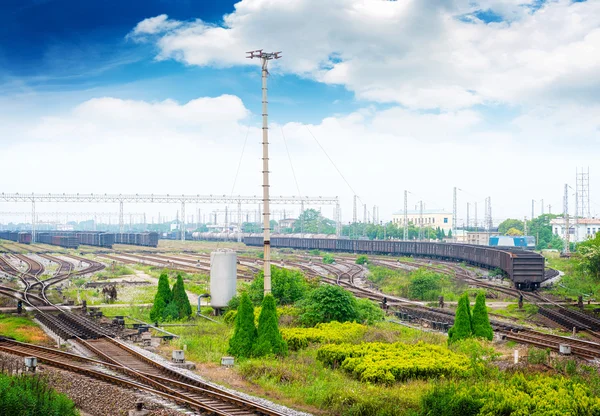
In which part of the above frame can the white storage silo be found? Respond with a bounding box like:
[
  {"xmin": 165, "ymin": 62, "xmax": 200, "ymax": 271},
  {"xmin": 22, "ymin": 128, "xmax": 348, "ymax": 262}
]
[{"xmin": 210, "ymin": 250, "xmax": 237, "ymax": 309}]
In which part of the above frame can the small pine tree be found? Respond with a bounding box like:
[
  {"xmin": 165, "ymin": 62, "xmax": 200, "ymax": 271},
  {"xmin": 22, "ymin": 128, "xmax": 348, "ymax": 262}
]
[
  {"xmin": 228, "ymin": 293, "xmax": 257, "ymax": 358},
  {"xmin": 472, "ymin": 292, "xmax": 493, "ymax": 341},
  {"xmin": 448, "ymin": 293, "xmax": 472, "ymax": 343},
  {"xmin": 150, "ymin": 273, "xmax": 172, "ymax": 322},
  {"xmin": 172, "ymin": 274, "xmax": 193, "ymax": 319},
  {"xmin": 253, "ymin": 294, "xmax": 288, "ymax": 357}
]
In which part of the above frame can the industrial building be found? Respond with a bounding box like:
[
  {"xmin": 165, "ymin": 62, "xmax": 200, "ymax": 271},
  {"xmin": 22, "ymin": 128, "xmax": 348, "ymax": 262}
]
[
  {"xmin": 392, "ymin": 210, "xmax": 453, "ymax": 233},
  {"xmin": 450, "ymin": 230, "xmax": 495, "ymax": 245},
  {"xmin": 551, "ymin": 218, "xmax": 600, "ymax": 243}
]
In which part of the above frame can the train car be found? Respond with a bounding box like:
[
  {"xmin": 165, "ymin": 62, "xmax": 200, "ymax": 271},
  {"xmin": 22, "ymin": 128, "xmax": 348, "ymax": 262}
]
[
  {"xmin": 18, "ymin": 232, "xmax": 32, "ymax": 244},
  {"xmin": 243, "ymin": 236, "xmax": 545, "ymax": 290},
  {"xmin": 489, "ymin": 235, "xmax": 536, "ymax": 249}
]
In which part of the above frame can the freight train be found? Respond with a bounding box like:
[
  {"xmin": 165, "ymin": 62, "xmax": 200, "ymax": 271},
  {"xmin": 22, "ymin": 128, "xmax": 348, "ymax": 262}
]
[
  {"xmin": 0, "ymin": 231, "xmax": 32, "ymax": 244},
  {"xmin": 0, "ymin": 231, "xmax": 159, "ymax": 249},
  {"xmin": 243, "ymin": 236, "xmax": 546, "ymax": 290}
]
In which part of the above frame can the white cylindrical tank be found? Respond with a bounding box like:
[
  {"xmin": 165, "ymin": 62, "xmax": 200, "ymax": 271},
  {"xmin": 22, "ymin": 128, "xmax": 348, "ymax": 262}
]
[{"xmin": 210, "ymin": 250, "xmax": 237, "ymax": 308}]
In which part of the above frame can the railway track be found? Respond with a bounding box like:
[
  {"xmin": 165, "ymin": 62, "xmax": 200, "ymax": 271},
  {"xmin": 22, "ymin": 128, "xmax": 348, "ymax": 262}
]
[{"xmin": 0, "ymin": 336, "xmax": 287, "ymax": 416}]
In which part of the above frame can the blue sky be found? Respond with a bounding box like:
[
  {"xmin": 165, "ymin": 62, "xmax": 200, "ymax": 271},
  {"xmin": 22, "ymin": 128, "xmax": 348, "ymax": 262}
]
[{"xmin": 1, "ymin": 0, "xmax": 599, "ymax": 223}]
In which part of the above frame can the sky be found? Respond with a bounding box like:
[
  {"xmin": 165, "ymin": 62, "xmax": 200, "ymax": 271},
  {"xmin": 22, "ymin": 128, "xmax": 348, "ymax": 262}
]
[{"xmin": 1, "ymin": 0, "xmax": 600, "ymax": 227}]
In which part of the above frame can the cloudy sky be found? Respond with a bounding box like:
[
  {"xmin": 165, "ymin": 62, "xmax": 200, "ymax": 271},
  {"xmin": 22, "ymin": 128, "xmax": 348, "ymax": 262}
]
[{"xmin": 1, "ymin": 0, "xmax": 599, "ymax": 226}]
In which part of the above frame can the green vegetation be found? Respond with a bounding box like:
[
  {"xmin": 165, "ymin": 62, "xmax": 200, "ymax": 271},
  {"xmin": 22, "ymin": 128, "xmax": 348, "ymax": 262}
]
[
  {"xmin": 577, "ymin": 233, "xmax": 600, "ymax": 278},
  {"xmin": 228, "ymin": 293, "xmax": 258, "ymax": 358},
  {"xmin": 420, "ymin": 373, "xmax": 600, "ymax": 416},
  {"xmin": 292, "ymin": 209, "xmax": 337, "ymax": 234},
  {"xmin": 355, "ymin": 255, "xmax": 369, "ymax": 265},
  {"xmin": 368, "ymin": 265, "xmax": 467, "ymax": 301},
  {"xmin": 0, "ymin": 314, "xmax": 49, "ymax": 344},
  {"xmin": 150, "ymin": 272, "xmax": 193, "ymax": 322},
  {"xmin": 448, "ymin": 293, "xmax": 473, "ymax": 343},
  {"xmin": 322, "ymin": 253, "xmax": 335, "ymax": 264},
  {"xmin": 498, "ymin": 215, "xmax": 564, "ymax": 249},
  {"xmin": 298, "ymin": 285, "xmax": 358, "ymax": 326},
  {"xmin": 471, "ymin": 293, "xmax": 493, "ymax": 341},
  {"xmin": 94, "ymin": 264, "xmax": 134, "ymax": 279},
  {"xmin": 253, "ymin": 294, "xmax": 288, "ymax": 357},
  {"xmin": 0, "ymin": 373, "xmax": 79, "ymax": 416},
  {"xmin": 244, "ymin": 266, "xmax": 311, "ymax": 305},
  {"xmin": 282, "ymin": 322, "xmax": 368, "ymax": 350},
  {"xmin": 172, "ymin": 274, "xmax": 193, "ymax": 319},
  {"xmin": 317, "ymin": 342, "xmax": 471, "ymax": 384}
]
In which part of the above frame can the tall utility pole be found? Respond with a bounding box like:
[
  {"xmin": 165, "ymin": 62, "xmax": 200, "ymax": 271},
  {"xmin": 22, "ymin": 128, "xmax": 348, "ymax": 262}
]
[
  {"xmin": 531, "ymin": 199, "xmax": 535, "ymax": 220},
  {"xmin": 466, "ymin": 202, "xmax": 470, "ymax": 230},
  {"xmin": 247, "ymin": 49, "xmax": 282, "ymax": 294},
  {"xmin": 363, "ymin": 204, "xmax": 367, "ymax": 224},
  {"xmin": 577, "ymin": 167, "xmax": 591, "ymax": 218},
  {"xmin": 403, "ymin": 190, "xmax": 408, "ymax": 240},
  {"xmin": 540, "ymin": 199, "xmax": 544, "ymax": 215},
  {"xmin": 452, "ymin": 187, "xmax": 457, "ymax": 242},
  {"xmin": 524, "ymin": 216, "xmax": 528, "ymax": 236},
  {"xmin": 474, "ymin": 202, "xmax": 478, "ymax": 231},
  {"xmin": 353, "ymin": 195, "xmax": 357, "ymax": 224},
  {"xmin": 563, "ymin": 183, "xmax": 570, "ymax": 255},
  {"xmin": 419, "ymin": 201, "xmax": 424, "ymax": 240}
]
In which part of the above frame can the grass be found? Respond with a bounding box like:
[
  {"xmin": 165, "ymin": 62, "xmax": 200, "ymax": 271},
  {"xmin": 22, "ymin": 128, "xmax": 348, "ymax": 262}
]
[
  {"xmin": 93, "ymin": 265, "xmax": 135, "ymax": 279},
  {"xmin": 491, "ymin": 303, "xmax": 539, "ymax": 321},
  {"xmin": 0, "ymin": 314, "xmax": 51, "ymax": 344},
  {"xmin": 543, "ymin": 252, "xmax": 600, "ymax": 299},
  {"xmin": 63, "ymin": 285, "xmax": 156, "ymax": 306}
]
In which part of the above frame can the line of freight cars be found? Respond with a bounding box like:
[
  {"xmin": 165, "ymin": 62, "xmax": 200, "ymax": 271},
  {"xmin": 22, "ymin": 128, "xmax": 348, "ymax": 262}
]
[
  {"xmin": 0, "ymin": 231, "xmax": 159, "ymax": 249},
  {"xmin": 0, "ymin": 231, "xmax": 32, "ymax": 244},
  {"xmin": 243, "ymin": 236, "xmax": 546, "ymax": 290}
]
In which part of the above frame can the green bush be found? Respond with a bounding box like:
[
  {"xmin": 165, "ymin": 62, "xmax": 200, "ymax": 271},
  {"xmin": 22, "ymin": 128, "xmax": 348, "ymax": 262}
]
[
  {"xmin": 161, "ymin": 302, "xmax": 180, "ymax": 321},
  {"xmin": 317, "ymin": 342, "xmax": 471, "ymax": 384},
  {"xmin": 323, "ymin": 254, "xmax": 335, "ymax": 264},
  {"xmin": 172, "ymin": 274, "xmax": 192, "ymax": 319},
  {"xmin": 471, "ymin": 292, "xmax": 493, "ymax": 341},
  {"xmin": 253, "ymin": 294, "xmax": 288, "ymax": 357},
  {"xmin": 419, "ymin": 373, "xmax": 600, "ymax": 416},
  {"xmin": 228, "ymin": 293, "xmax": 257, "ymax": 358},
  {"xmin": 247, "ymin": 266, "xmax": 310, "ymax": 305},
  {"xmin": 448, "ymin": 293, "xmax": 472, "ymax": 343},
  {"xmin": 0, "ymin": 373, "xmax": 79, "ymax": 416},
  {"xmin": 355, "ymin": 255, "xmax": 369, "ymax": 265},
  {"xmin": 299, "ymin": 285, "xmax": 358, "ymax": 326},
  {"xmin": 150, "ymin": 272, "xmax": 172, "ymax": 322},
  {"xmin": 355, "ymin": 298, "xmax": 385, "ymax": 324},
  {"xmin": 282, "ymin": 322, "xmax": 367, "ymax": 350},
  {"xmin": 528, "ymin": 347, "xmax": 550, "ymax": 365},
  {"xmin": 407, "ymin": 269, "xmax": 443, "ymax": 300},
  {"xmin": 309, "ymin": 249, "xmax": 321, "ymax": 256}
]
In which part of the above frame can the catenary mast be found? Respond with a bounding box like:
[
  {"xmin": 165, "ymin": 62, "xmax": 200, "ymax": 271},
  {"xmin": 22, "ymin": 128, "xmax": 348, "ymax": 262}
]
[{"xmin": 247, "ymin": 49, "xmax": 282, "ymax": 294}]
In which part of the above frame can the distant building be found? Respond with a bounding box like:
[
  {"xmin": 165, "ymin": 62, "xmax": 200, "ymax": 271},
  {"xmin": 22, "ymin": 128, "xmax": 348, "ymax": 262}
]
[
  {"xmin": 467, "ymin": 232, "xmax": 495, "ymax": 246},
  {"xmin": 279, "ymin": 218, "xmax": 296, "ymax": 229},
  {"xmin": 550, "ymin": 218, "xmax": 600, "ymax": 243},
  {"xmin": 392, "ymin": 210, "xmax": 453, "ymax": 233}
]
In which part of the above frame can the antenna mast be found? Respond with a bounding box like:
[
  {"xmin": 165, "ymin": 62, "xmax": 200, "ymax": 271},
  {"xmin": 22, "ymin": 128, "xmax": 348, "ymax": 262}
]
[{"xmin": 247, "ymin": 49, "xmax": 282, "ymax": 295}]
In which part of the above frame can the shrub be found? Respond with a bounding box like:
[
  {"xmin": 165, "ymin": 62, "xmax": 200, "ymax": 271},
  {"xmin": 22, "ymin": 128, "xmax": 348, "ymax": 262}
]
[
  {"xmin": 281, "ymin": 322, "xmax": 367, "ymax": 350},
  {"xmin": 355, "ymin": 255, "xmax": 369, "ymax": 265},
  {"xmin": 172, "ymin": 274, "xmax": 193, "ymax": 319},
  {"xmin": 246, "ymin": 266, "xmax": 310, "ymax": 305},
  {"xmin": 0, "ymin": 373, "xmax": 79, "ymax": 416},
  {"xmin": 309, "ymin": 249, "xmax": 321, "ymax": 256},
  {"xmin": 228, "ymin": 293, "xmax": 257, "ymax": 358},
  {"xmin": 322, "ymin": 254, "xmax": 335, "ymax": 264},
  {"xmin": 471, "ymin": 292, "xmax": 493, "ymax": 341},
  {"xmin": 527, "ymin": 347, "xmax": 550, "ymax": 365},
  {"xmin": 299, "ymin": 285, "xmax": 358, "ymax": 326},
  {"xmin": 355, "ymin": 298, "xmax": 385, "ymax": 324},
  {"xmin": 149, "ymin": 273, "xmax": 172, "ymax": 322},
  {"xmin": 317, "ymin": 342, "xmax": 471, "ymax": 384},
  {"xmin": 253, "ymin": 294, "xmax": 288, "ymax": 357},
  {"xmin": 408, "ymin": 269, "xmax": 443, "ymax": 300},
  {"xmin": 419, "ymin": 374, "xmax": 600, "ymax": 416},
  {"xmin": 448, "ymin": 293, "xmax": 472, "ymax": 344},
  {"xmin": 162, "ymin": 302, "xmax": 180, "ymax": 321}
]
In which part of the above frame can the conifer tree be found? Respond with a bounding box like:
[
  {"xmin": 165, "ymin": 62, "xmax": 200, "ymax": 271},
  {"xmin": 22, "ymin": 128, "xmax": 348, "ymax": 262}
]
[
  {"xmin": 253, "ymin": 294, "xmax": 288, "ymax": 357},
  {"xmin": 228, "ymin": 293, "xmax": 257, "ymax": 358},
  {"xmin": 150, "ymin": 272, "xmax": 172, "ymax": 322},
  {"xmin": 472, "ymin": 292, "xmax": 493, "ymax": 341},
  {"xmin": 172, "ymin": 274, "xmax": 193, "ymax": 319},
  {"xmin": 448, "ymin": 292, "xmax": 473, "ymax": 343}
]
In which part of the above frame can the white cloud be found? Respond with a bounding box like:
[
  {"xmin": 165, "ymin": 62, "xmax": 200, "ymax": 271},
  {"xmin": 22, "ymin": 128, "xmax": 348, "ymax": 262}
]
[
  {"xmin": 128, "ymin": 0, "xmax": 600, "ymax": 110},
  {"xmin": 2, "ymin": 94, "xmax": 599, "ymax": 223},
  {"xmin": 128, "ymin": 14, "xmax": 181, "ymax": 38}
]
